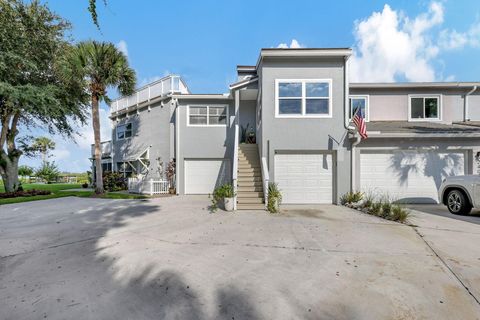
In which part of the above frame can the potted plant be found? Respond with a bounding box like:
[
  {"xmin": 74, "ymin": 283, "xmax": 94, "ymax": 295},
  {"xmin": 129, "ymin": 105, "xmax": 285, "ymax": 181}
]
[
  {"xmin": 246, "ymin": 128, "xmax": 256, "ymax": 144},
  {"xmin": 267, "ymin": 182, "xmax": 282, "ymax": 213},
  {"xmin": 212, "ymin": 183, "xmax": 236, "ymax": 211}
]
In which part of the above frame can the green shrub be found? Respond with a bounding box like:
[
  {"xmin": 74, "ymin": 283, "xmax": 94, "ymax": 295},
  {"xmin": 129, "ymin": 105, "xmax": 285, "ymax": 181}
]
[
  {"xmin": 362, "ymin": 193, "xmax": 374, "ymax": 209},
  {"xmin": 267, "ymin": 182, "xmax": 282, "ymax": 213},
  {"xmin": 35, "ymin": 162, "xmax": 60, "ymax": 183},
  {"xmin": 369, "ymin": 202, "xmax": 382, "ymax": 216},
  {"xmin": 340, "ymin": 191, "xmax": 364, "ymax": 205},
  {"xmin": 210, "ymin": 184, "xmax": 235, "ymax": 211},
  {"xmin": 390, "ymin": 205, "xmax": 410, "ymax": 223},
  {"xmin": 102, "ymin": 171, "xmax": 127, "ymax": 191},
  {"xmin": 381, "ymin": 202, "xmax": 393, "ymax": 218}
]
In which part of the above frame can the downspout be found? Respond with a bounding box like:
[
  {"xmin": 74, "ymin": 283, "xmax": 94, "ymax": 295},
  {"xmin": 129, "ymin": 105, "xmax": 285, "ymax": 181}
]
[
  {"xmin": 173, "ymin": 98, "xmax": 179, "ymax": 194},
  {"xmin": 464, "ymin": 85, "xmax": 477, "ymax": 122},
  {"xmin": 345, "ymin": 55, "xmax": 357, "ymax": 193},
  {"xmin": 344, "ymin": 56, "xmax": 355, "ymax": 131}
]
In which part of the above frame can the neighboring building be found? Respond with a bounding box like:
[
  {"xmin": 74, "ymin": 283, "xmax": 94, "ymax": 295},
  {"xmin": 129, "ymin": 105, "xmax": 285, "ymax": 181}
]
[{"xmin": 91, "ymin": 48, "xmax": 480, "ymax": 208}]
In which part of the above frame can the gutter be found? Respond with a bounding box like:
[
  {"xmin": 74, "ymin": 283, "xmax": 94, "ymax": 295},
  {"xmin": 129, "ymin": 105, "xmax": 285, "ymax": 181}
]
[
  {"xmin": 464, "ymin": 85, "xmax": 478, "ymax": 122},
  {"xmin": 366, "ymin": 132, "xmax": 480, "ymax": 138}
]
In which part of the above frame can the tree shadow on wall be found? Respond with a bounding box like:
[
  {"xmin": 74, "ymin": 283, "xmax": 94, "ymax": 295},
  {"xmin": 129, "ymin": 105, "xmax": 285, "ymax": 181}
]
[{"xmin": 388, "ymin": 150, "xmax": 462, "ymax": 203}]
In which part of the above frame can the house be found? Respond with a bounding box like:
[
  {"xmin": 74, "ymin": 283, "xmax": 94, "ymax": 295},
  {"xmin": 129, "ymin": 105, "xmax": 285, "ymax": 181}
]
[{"xmin": 91, "ymin": 48, "xmax": 480, "ymax": 209}]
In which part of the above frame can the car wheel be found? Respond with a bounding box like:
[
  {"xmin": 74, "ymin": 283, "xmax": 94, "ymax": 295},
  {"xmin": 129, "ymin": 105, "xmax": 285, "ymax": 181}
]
[{"xmin": 446, "ymin": 190, "xmax": 472, "ymax": 215}]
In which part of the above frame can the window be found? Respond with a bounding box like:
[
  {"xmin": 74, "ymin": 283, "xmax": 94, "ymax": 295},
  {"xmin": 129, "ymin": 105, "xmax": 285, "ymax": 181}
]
[
  {"xmin": 409, "ymin": 96, "xmax": 440, "ymax": 121},
  {"xmin": 276, "ymin": 79, "xmax": 332, "ymax": 117},
  {"xmin": 349, "ymin": 96, "xmax": 369, "ymax": 122},
  {"xmin": 188, "ymin": 105, "xmax": 228, "ymax": 126},
  {"xmin": 116, "ymin": 123, "xmax": 132, "ymax": 140}
]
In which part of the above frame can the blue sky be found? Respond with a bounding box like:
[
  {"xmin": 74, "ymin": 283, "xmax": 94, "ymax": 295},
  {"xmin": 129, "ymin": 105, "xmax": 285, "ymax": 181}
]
[{"xmin": 21, "ymin": 0, "xmax": 480, "ymax": 172}]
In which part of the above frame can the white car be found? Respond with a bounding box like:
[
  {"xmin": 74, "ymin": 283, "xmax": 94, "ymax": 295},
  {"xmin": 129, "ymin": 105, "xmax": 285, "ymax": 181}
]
[{"xmin": 439, "ymin": 175, "xmax": 480, "ymax": 215}]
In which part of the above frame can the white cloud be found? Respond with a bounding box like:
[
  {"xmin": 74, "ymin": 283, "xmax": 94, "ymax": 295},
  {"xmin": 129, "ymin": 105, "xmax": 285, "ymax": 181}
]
[
  {"xmin": 21, "ymin": 106, "xmax": 113, "ymax": 172},
  {"xmin": 439, "ymin": 20, "xmax": 480, "ymax": 49},
  {"xmin": 116, "ymin": 40, "xmax": 128, "ymax": 58},
  {"xmin": 350, "ymin": 2, "xmax": 445, "ymax": 82},
  {"xmin": 277, "ymin": 39, "xmax": 304, "ymax": 49},
  {"xmin": 138, "ymin": 71, "xmax": 172, "ymax": 87},
  {"xmin": 74, "ymin": 106, "xmax": 112, "ymax": 150}
]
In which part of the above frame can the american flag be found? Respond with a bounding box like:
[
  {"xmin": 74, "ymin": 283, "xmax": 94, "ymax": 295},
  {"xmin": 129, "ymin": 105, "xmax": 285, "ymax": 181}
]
[{"xmin": 352, "ymin": 107, "xmax": 368, "ymax": 139}]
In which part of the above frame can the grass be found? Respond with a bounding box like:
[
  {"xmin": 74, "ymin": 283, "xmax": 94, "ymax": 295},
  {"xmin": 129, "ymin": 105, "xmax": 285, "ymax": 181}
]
[{"xmin": 0, "ymin": 183, "xmax": 148, "ymax": 205}]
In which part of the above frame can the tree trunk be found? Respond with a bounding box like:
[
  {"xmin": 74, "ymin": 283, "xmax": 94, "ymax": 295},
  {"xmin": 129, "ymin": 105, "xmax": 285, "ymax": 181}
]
[
  {"xmin": 92, "ymin": 93, "xmax": 104, "ymax": 194},
  {"xmin": 0, "ymin": 152, "xmax": 20, "ymax": 192}
]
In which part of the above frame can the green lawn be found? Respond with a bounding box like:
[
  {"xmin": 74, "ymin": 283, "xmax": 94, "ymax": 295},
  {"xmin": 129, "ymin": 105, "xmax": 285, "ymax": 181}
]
[{"xmin": 0, "ymin": 183, "xmax": 148, "ymax": 205}]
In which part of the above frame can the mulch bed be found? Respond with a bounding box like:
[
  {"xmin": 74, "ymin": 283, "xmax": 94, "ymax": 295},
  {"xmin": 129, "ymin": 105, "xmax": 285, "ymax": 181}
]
[{"xmin": 0, "ymin": 189, "xmax": 52, "ymax": 199}]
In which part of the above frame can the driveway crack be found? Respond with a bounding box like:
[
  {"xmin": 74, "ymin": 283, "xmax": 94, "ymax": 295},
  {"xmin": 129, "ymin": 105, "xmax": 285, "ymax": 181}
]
[{"xmin": 413, "ymin": 227, "xmax": 480, "ymax": 306}]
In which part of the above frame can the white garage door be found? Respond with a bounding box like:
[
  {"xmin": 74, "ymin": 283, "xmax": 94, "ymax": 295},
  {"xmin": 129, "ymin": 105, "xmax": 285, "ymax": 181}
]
[
  {"xmin": 185, "ymin": 159, "xmax": 231, "ymax": 194},
  {"xmin": 360, "ymin": 150, "xmax": 465, "ymax": 203},
  {"xmin": 275, "ymin": 153, "xmax": 333, "ymax": 204}
]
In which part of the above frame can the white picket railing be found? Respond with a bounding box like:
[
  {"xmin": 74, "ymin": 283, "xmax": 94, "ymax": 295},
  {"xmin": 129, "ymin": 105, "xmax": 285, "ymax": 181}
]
[
  {"xmin": 128, "ymin": 178, "xmax": 169, "ymax": 195},
  {"xmin": 110, "ymin": 75, "xmax": 188, "ymax": 115}
]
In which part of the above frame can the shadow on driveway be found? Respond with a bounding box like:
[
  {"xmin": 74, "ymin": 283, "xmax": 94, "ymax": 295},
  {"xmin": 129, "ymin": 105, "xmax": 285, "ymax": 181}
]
[
  {"xmin": 406, "ymin": 204, "xmax": 480, "ymax": 225},
  {"xmin": 0, "ymin": 197, "xmax": 261, "ymax": 320}
]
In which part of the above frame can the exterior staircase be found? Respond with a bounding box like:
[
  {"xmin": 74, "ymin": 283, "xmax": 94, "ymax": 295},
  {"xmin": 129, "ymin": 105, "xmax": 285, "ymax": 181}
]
[{"xmin": 236, "ymin": 144, "xmax": 265, "ymax": 210}]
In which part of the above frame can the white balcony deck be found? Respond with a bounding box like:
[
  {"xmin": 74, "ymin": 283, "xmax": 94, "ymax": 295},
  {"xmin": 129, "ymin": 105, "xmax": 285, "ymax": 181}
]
[
  {"xmin": 91, "ymin": 141, "xmax": 112, "ymax": 158},
  {"xmin": 109, "ymin": 75, "xmax": 189, "ymax": 115}
]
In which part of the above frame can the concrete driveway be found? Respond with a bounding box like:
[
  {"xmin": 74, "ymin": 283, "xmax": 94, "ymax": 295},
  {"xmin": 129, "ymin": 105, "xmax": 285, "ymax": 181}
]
[
  {"xmin": 407, "ymin": 204, "xmax": 480, "ymax": 225},
  {"xmin": 1, "ymin": 197, "xmax": 479, "ymax": 319}
]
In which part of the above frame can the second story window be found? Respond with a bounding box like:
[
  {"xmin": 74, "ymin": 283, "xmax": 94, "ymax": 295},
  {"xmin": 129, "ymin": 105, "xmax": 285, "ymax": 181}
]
[
  {"xmin": 409, "ymin": 96, "xmax": 440, "ymax": 121},
  {"xmin": 275, "ymin": 79, "xmax": 332, "ymax": 118},
  {"xmin": 349, "ymin": 96, "xmax": 369, "ymax": 122},
  {"xmin": 116, "ymin": 123, "xmax": 132, "ymax": 140},
  {"xmin": 188, "ymin": 105, "xmax": 228, "ymax": 126}
]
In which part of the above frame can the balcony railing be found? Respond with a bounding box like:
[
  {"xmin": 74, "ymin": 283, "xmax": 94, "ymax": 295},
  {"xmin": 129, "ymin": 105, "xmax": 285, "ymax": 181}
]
[
  {"xmin": 91, "ymin": 141, "xmax": 112, "ymax": 158},
  {"xmin": 109, "ymin": 75, "xmax": 189, "ymax": 114}
]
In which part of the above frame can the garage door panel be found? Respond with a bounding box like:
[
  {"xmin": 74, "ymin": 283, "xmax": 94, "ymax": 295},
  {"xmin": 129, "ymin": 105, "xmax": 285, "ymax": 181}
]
[
  {"xmin": 275, "ymin": 154, "xmax": 333, "ymax": 204},
  {"xmin": 360, "ymin": 151, "xmax": 465, "ymax": 204},
  {"xmin": 185, "ymin": 159, "xmax": 231, "ymax": 194}
]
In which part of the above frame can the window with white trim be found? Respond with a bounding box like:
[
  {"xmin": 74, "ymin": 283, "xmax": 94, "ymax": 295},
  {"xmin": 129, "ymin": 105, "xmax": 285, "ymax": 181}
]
[
  {"xmin": 188, "ymin": 105, "xmax": 228, "ymax": 126},
  {"xmin": 116, "ymin": 123, "xmax": 132, "ymax": 140},
  {"xmin": 349, "ymin": 96, "xmax": 369, "ymax": 122},
  {"xmin": 276, "ymin": 79, "xmax": 331, "ymax": 117},
  {"xmin": 409, "ymin": 96, "xmax": 440, "ymax": 120}
]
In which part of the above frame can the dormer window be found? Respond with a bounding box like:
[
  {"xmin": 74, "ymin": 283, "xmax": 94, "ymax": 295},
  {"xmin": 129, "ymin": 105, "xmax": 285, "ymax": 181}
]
[
  {"xmin": 409, "ymin": 95, "xmax": 441, "ymax": 121},
  {"xmin": 275, "ymin": 79, "xmax": 332, "ymax": 118}
]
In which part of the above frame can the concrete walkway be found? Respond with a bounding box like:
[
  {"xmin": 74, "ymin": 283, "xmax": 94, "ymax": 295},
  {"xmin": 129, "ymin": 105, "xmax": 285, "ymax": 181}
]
[{"xmin": 0, "ymin": 196, "xmax": 479, "ymax": 319}]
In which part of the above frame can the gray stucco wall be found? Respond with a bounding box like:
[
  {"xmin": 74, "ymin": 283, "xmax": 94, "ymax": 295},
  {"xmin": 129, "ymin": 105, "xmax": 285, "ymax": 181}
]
[
  {"xmin": 111, "ymin": 100, "xmax": 173, "ymax": 178},
  {"xmin": 259, "ymin": 57, "xmax": 351, "ymax": 203},
  {"xmin": 239, "ymin": 100, "xmax": 256, "ymax": 136},
  {"xmin": 349, "ymin": 88, "xmax": 480, "ymax": 123},
  {"xmin": 176, "ymin": 98, "xmax": 235, "ymax": 194}
]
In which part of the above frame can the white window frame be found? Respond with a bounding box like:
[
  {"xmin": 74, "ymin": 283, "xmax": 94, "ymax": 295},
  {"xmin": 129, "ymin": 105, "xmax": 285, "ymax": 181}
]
[
  {"xmin": 275, "ymin": 79, "xmax": 333, "ymax": 118},
  {"xmin": 408, "ymin": 94, "xmax": 442, "ymax": 122},
  {"xmin": 349, "ymin": 95, "xmax": 370, "ymax": 122},
  {"xmin": 116, "ymin": 122, "xmax": 132, "ymax": 140},
  {"xmin": 187, "ymin": 105, "xmax": 229, "ymax": 127}
]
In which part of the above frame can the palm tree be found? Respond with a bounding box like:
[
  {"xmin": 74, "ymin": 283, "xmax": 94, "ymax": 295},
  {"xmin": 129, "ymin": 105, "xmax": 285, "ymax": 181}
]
[
  {"xmin": 31, "ymin": 137, "xmax": 56, "ymax": 164},
  {"xmin": 66, "ymin": 41, "xmax": 136, "ymax": 193}
]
